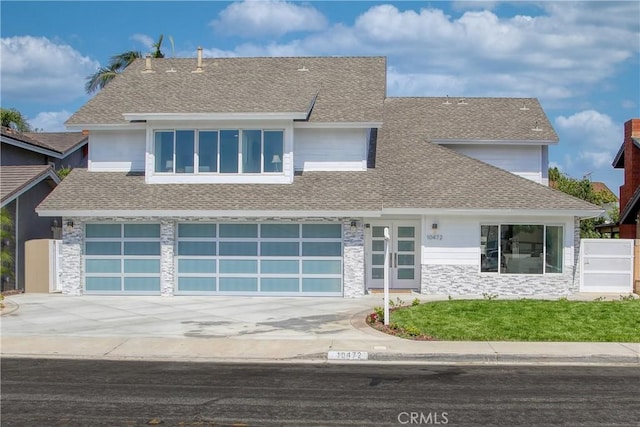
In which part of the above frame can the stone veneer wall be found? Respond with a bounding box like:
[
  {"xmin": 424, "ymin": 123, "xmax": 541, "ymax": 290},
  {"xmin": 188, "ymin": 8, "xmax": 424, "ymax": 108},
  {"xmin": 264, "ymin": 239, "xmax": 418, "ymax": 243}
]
[
  {"xmin": 343, "ymin": 221, "xmax": 365, "ymax": 298},
  {"xmin": 421, "ymin": 217, "xmax": 582, "ymax": 296},
  {"xmin": 61, "ymin": 216, "xmax": 364, "ymax": 297}
]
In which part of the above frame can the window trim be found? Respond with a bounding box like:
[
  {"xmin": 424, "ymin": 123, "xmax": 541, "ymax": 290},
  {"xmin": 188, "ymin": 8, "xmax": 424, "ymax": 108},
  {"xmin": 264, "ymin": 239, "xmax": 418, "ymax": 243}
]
[{"xmin": 479, "ymin": 223, "xmax": 564, "ymax": 275}]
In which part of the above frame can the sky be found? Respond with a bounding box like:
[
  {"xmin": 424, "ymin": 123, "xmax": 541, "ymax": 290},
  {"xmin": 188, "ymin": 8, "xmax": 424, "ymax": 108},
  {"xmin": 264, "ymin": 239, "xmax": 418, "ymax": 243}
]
[{"xmin": 1, "ymin": 0, "xmax": 638, "ymax": 194}]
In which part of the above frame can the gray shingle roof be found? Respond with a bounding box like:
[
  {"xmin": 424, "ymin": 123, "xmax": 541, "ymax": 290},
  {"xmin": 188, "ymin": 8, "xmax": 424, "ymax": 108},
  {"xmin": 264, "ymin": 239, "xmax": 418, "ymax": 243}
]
[
  {"xmin": 1, "ymin": 127, "xmax": 87, "ymax": 155},
  {"xmin": 377, "ymin": 98, "xmax": 597, "ymax": 211},
  {"xmin": 37, "ymin": 169, "xmax": 382, "ymax": 214},
  {"xmin": 1, "ymin": 165, "xmax": 59, "ymax": 205},
  {"xmin": 67, "ymin": 57, "xmax": 386, "ymax": 126},
  {"xmin": 384, "ymin": 97, "xmax": 558, "ymax": 141}
]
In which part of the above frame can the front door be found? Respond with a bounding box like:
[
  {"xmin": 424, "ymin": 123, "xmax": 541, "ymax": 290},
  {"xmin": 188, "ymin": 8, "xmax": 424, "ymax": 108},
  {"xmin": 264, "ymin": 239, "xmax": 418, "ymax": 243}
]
[{"xmin": 367, "ymin": 222, "xmax": 420, "ymax": 289}]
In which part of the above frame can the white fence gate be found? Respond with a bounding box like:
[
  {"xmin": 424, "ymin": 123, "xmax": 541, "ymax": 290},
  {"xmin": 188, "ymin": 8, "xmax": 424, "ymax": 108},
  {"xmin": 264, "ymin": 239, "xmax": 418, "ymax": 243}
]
[{"xmin": 580, "ymin": 239, "xmax": 634, "ymax": 293}]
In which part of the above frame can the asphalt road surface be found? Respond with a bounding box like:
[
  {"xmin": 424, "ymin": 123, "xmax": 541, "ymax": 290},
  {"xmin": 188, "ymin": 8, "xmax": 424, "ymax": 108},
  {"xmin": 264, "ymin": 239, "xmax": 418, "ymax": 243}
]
[{"xmin": 1, "ymin": 358, "xmax": 638, "ymax": 426}]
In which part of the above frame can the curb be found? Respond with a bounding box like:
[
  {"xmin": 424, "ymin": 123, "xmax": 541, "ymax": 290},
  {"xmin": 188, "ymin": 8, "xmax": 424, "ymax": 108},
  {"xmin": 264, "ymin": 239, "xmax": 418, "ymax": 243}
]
[{"xmin": 0, "ymin": 299, "xmax": 19, "ymax": 316}]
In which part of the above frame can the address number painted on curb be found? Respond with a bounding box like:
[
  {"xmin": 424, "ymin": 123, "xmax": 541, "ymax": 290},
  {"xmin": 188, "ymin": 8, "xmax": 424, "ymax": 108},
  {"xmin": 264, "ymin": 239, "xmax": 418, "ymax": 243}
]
[{"xmin": 327, "ymin": 351, "xmax": 368, "ymax": 360}]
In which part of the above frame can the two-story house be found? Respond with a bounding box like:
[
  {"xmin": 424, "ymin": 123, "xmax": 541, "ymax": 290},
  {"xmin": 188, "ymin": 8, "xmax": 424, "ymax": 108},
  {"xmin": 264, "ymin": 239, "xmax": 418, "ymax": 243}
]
[
  {"xmin": 37, "ymin": 53, "xmax": 600, "ymax": 297},
  {"xmin": 1, "ymin": 127, "xmax": 88, "ymax": 291}
]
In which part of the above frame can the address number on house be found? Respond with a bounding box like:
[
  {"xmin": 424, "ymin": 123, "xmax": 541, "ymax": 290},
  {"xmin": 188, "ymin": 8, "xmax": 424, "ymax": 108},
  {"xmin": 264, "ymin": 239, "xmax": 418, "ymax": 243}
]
[
  {"xmin": 426, "ymin": 234, "xmax": 443, "ymax": 240},
  {"xmin": 327, "ymin": 351, "xmax": 369, "ymax": 360}
]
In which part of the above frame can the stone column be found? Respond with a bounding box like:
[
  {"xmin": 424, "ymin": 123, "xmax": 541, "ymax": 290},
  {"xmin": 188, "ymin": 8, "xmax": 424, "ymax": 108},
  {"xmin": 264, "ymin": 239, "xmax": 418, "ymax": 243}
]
[
  {"xmin": 343, "ymin": 220, "xmax": 365, "ymax": 298},
  {"xmin": 61, "ymin": 217, "xmax": 83, "ymax": 295},
  {"xmin": 160, "ymin": 220, "xmax": 175, "ymax": 296}
]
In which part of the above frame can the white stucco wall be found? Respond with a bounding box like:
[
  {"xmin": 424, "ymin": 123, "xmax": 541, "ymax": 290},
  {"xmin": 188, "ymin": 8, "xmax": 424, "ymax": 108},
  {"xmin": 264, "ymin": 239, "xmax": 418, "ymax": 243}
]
[
  {"xmin": 88, "ymin": 129, "xmax": 146, "ymax": 171},
  {"xmin": 294, "ymin": 128, "xmax": 368, "ymax": 171},
  {"xmin": 445, "ymin": 144, "xmax": 544, "ymax": 184}
]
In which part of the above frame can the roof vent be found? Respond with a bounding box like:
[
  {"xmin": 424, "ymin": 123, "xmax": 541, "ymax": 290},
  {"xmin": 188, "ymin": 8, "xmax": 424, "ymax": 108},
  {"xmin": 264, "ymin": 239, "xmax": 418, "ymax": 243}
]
[
  {"xmin": 457, "ymin": 98, "xmax": 468, "ymax": 105},
  {"xmin": 141, "ymin": 54, "xmax": 155, "ymax": 73},
  {"xmin": 297, "ymin": 63, "xmax": 309, "ymax": 71},
  {"xmin": 519, "ymin": 102, "xmax": 529, "ymax": 111},
  {"xmin": 532, "ymin": 121, "xmax": 543, "ymax": 131},
  {"xmin": 192, "ymin": 47, "xmax": 204, "ymax": 73},
  {"xmin": 443, "ymin": 95, "xmax": 451, "ymax": 105}
]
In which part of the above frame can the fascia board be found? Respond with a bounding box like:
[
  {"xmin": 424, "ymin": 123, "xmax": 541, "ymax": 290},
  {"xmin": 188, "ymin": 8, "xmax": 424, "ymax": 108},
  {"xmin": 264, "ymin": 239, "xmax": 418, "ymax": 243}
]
[
  {"xmin": 293, "ymin": 122, "xmax": 383, "ymax": 129},
  {"xmin": 123, "ymin": 112, "xmax": 308, "ymax": 121},
  {"xmin": 431, "ymin": 139, "xmax": 558, "ymax": 146},
  {"xmin": 381, "ymin": 207, "xmax": 603, "ymax": 218},
  {"xmin": 36, "ymin": 209, "xmax": 383, "ymax": 218}
]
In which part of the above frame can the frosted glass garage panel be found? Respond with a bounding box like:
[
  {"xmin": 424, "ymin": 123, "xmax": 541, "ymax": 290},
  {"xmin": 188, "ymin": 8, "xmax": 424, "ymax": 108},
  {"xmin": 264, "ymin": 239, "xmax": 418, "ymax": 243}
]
[
  {"xmin": 86, "ymin": 242, "xmax": 121, "ymax": 255},
  {"xmin": 178, "ymin": 241, "xmax": 216, "ymax": 256},
  {"xmin": 583, "ymin": 258, "xmax": 632, "ymax": 272},
  {"xmin": 302, "ymin": 224, "xmax": 341, "ymax": 238},
  {"xmin": 178, "ymin": 259, "xmax": 216, "ymax": 274},
  {"xmin": 86, "ymin": 277, "xmax": 121, "ymax": 291},
  {"xmin": 124, "ymin": 242, "xmax": 161, "ymax": 255},
  {"xmin": 302, "ymin": 260, "xmax": 341, "ymax": 274},
  {"xmin": 261, "ymin": 241, "xmax": 299, "ymax": 256},
  {"xmin": 124, "ymin": 277, "xmax": 160, "ymax": 291},
  {"xmin": 219, "ymin": 224, "xmax": 257, "ymax": 238},
  {"xmin": 179, "ymin": 277, "xmax": 216, "ymax": 292},
  {"xmin": 124, "ymin": 224, "xmax": 160, "ymax": 238},
  {"xmin": 261, "ymin": 260, "xmax": 299, "ymax": 274},
  {"xmin": 219, "ymin": 277, "xmax": 258, "ymax": 292},
  {"xmin": 86, "ymin": 224, "xmax": 121, "ymax": 238},
  {"xmin": 124, "ymin": 259, "xmax": 160, "ymax": 273},
  {"xmin": 86, "ymin": 259, "xmax": 120, "ymax": 273},
  {"xmin": 302, "ymin": 242, "xmax": 342, "ymax": 256},
  {"xmin": 302, "ymin": 278, "xmax": 341, "ymax": 293},
  {"xmin": 261, "ymin": 278, "xmax": 299, "ymax": 292},
  {"xmin": 219, "ymin": 260, "xmax": 257, "ymax": 274},
  {"xmin": 261, "ymin": 224, "xmax": 299, "ymax": 238},
  {"xmin": 179, "ymin": 224, "xmax": 216, "ymax": 238},
  {"xmin": 219, "ymin": 242, "xmax": 257, "ymax": 256}
]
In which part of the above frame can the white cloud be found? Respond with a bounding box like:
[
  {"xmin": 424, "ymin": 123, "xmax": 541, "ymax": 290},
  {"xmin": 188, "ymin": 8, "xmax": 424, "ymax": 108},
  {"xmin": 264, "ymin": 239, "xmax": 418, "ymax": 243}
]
[
  {"xmin": 28, "ymin": 110, "xmax": 72, "ymax": 132},
  {"xmin": 130, "ymin": 33, "xmax": 154, "ymax": 50},
  {"xmin": 211, "ymin": 0, "xmax": 327, "ymax": 38},
  {"xmin": 556, "ymin": 110, "xmax": 619, "ymax": 150},
  {"xmin": 0, "ymin": 36, "xmax": 98, "ymax": 104},
  {"xmin": 208, "ymin": 3, "xmax": 638, "ymax": 101}
]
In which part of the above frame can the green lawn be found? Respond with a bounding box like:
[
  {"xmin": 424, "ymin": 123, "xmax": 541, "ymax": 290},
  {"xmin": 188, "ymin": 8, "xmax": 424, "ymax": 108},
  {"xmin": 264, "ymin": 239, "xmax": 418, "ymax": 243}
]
[{"xmin": 389, "ymin": 299, "xmax": 640, "ymax": 342}]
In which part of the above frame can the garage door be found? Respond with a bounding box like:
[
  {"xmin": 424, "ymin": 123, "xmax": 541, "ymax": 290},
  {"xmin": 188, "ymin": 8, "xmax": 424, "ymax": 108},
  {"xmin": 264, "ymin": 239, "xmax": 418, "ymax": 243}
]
[
  {"xmin": 84, "ymin": 223, "xmax": 161, "ymax": 294},
  {"xmin": 176, "ymin": 223, "xmax": 343, "ymax": 296}
]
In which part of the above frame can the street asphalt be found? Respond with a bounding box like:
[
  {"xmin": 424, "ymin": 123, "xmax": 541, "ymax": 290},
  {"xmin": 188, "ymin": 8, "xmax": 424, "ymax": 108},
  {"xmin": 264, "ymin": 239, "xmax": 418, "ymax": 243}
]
[{"xmin": 1, "ymin": 293, "xmax": 638, "ymax": 365}]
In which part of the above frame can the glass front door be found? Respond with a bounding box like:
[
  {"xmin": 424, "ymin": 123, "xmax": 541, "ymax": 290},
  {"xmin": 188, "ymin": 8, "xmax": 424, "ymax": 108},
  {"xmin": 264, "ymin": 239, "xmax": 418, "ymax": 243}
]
[{"xmin": 367, "ymin": 222, "xmax": 419, "ymax": 289}]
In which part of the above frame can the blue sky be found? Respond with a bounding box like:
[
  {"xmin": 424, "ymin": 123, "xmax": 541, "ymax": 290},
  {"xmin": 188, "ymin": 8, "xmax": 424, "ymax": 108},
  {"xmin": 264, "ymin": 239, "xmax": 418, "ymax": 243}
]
[{"xmin": 1, "ymin": 1, "xmax": 638, "ymax": 193}]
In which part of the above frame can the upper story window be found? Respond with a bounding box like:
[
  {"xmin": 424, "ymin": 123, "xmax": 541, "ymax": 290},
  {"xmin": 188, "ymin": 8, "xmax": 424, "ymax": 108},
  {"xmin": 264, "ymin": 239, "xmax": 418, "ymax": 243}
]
[{"xmin": 154, "ymin": 129, "xmax": 284, "ymax": 174}]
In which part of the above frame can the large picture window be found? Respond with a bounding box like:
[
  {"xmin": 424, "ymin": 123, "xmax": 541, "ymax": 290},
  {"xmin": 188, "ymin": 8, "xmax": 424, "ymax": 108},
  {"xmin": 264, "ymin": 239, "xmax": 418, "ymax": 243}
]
[
  {"xmin": 154, "ymin": 129, "xmax": 284, "ymax": 174},
  {"xmin": 480, "ymin": 224, "xmax": 563, "ymax": 274}
]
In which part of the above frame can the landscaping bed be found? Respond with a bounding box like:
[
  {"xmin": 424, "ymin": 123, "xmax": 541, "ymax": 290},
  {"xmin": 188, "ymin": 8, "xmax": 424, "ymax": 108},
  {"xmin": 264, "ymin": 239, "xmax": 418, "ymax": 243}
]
[{"xmin": 367, "ymin": 296, "xmax": 640, "ymax": 342}]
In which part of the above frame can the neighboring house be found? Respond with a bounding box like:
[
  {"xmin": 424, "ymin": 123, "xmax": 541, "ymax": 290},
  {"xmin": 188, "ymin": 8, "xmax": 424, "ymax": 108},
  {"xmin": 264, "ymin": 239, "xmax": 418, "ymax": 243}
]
[
  {"xmin": 36, "ymin": 53, "xmax": 600, "ymax": 298},
  {"xmin": 0, "ymin": 127, "xmax": 88, "ymax": 291},
  {"xmin": 592, "ymin": 182, "xmax": 619, "ymax": 238},
  {"xmin": 613, "ymin": 118, "xmax": 640, "ymax": 238}
]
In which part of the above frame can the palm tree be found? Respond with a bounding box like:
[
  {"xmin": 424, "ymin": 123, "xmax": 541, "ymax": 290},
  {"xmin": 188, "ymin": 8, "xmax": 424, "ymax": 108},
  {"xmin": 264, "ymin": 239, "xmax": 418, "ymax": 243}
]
[
  {"xmin": 1, "ymin": 108, "xmax": 32, "ymax": 131},
  {"xmin": 85, "ymin": 34, "xmax": 165, "ymax": 94}
]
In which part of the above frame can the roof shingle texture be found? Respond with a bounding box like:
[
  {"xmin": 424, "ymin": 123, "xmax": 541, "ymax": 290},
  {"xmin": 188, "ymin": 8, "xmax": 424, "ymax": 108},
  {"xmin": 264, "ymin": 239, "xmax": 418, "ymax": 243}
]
[
  {"xmin": 67, "ymin": 57, "xmax": 386, "ymax": 125},
  {"xmin": 377, "ymin": 98, "xmax": 597, "ymax": 211},
  {"xmin": 38, "ymin": 169, "xmax": 383, "ymax": 212},
  {"xmin": 1, "ymin": 127, "xmax": 87, "ymax": 154},
  {"xmin": 1, "ymin": 165, "xmax": 57, "ymax": 204},
  {"xmin": 384, "ymin": 97, "xmax": 558, "ymax": 141}
]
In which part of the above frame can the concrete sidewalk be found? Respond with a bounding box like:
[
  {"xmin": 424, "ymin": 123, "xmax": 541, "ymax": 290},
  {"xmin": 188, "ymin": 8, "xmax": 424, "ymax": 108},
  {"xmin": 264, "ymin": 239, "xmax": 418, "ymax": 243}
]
[{"xmin": 1, "ymin": 294, "xmax": 638, "ymax": 365}]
